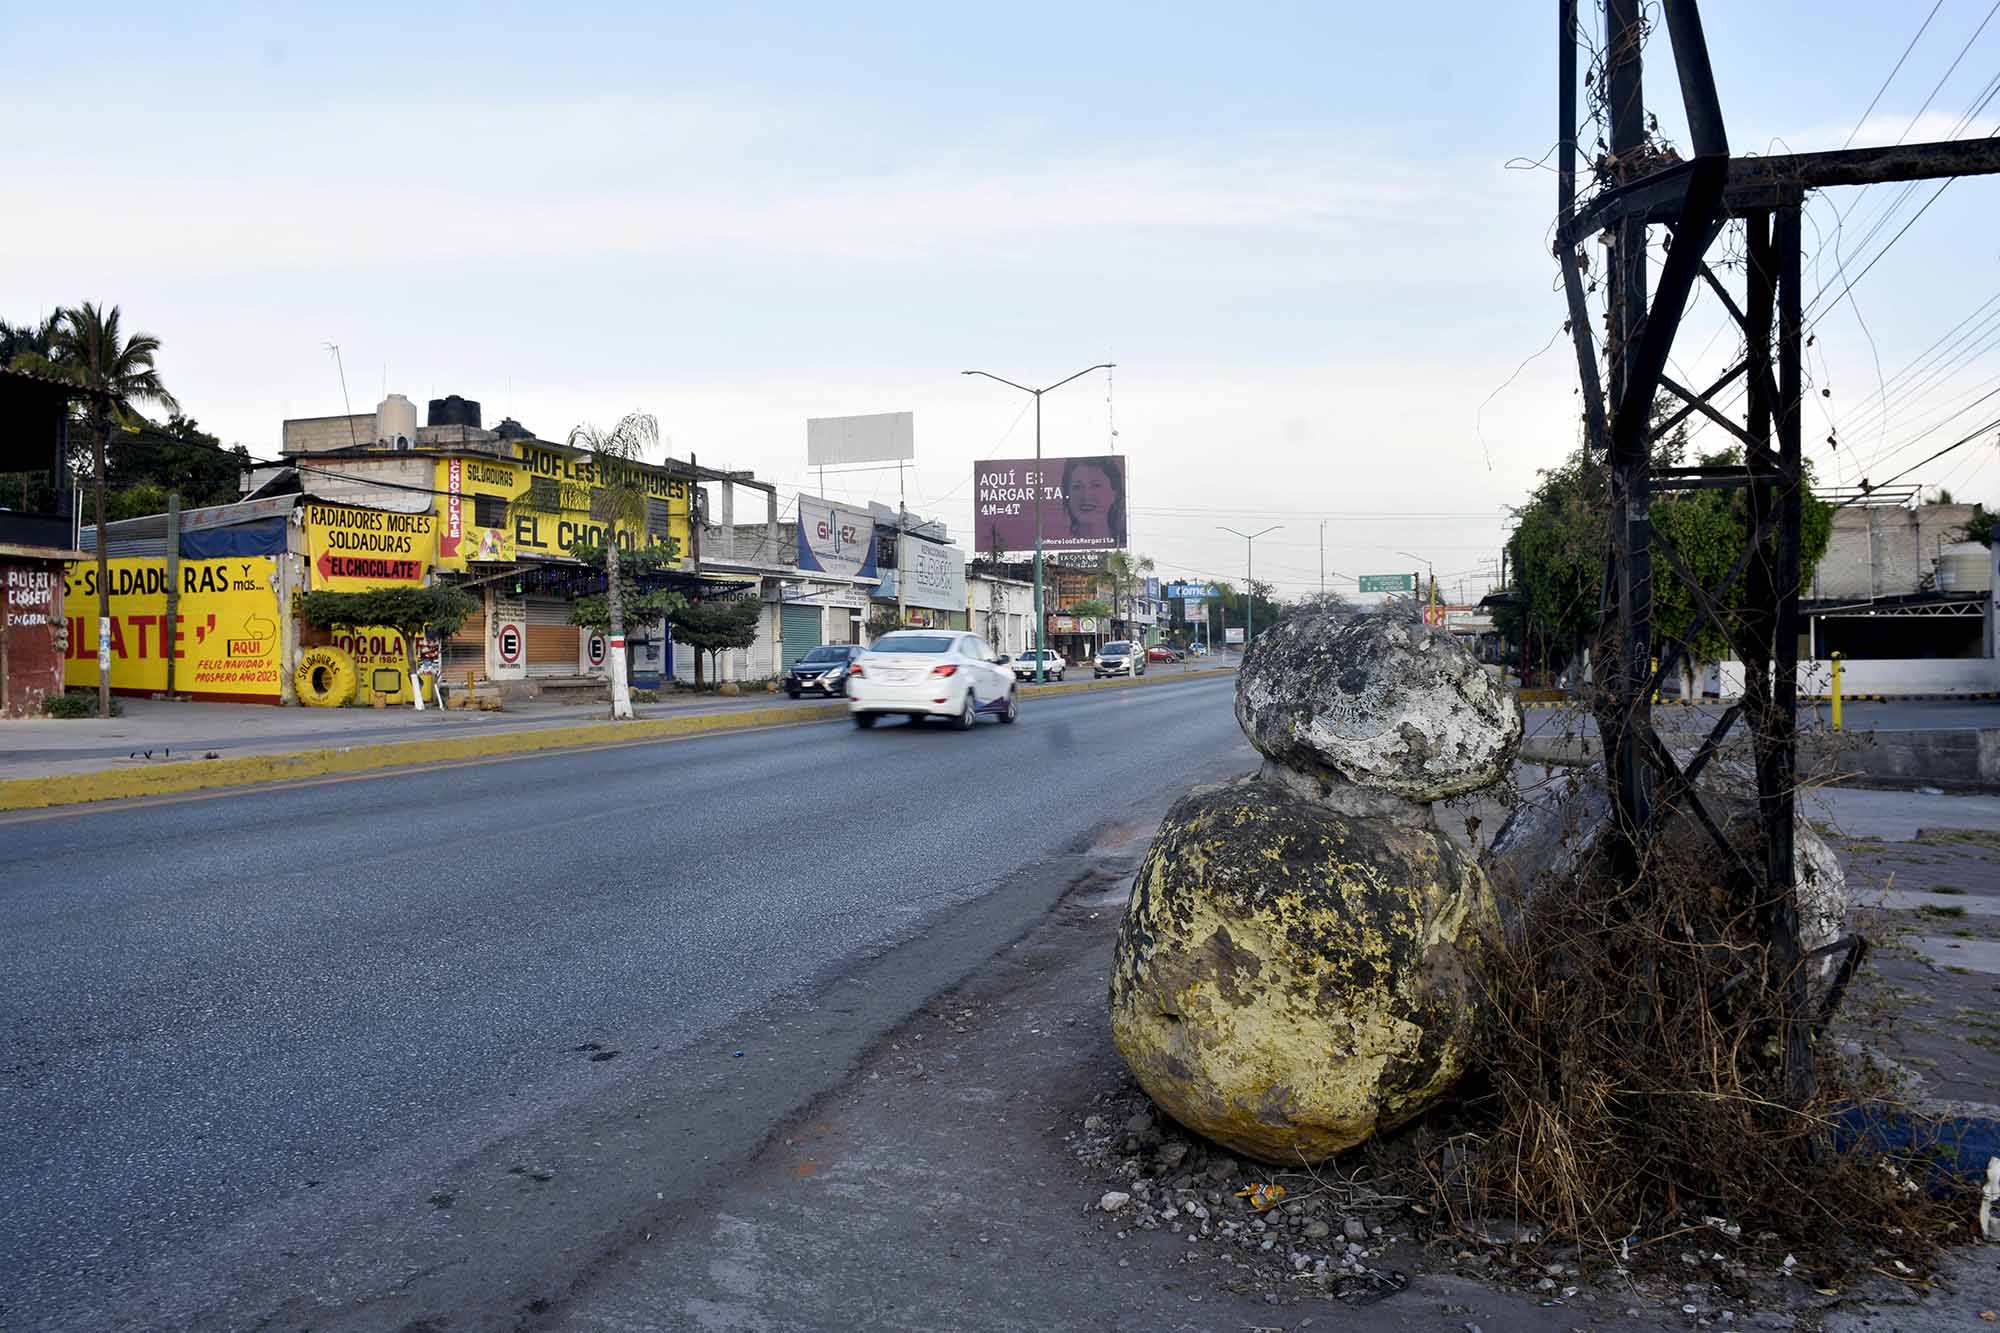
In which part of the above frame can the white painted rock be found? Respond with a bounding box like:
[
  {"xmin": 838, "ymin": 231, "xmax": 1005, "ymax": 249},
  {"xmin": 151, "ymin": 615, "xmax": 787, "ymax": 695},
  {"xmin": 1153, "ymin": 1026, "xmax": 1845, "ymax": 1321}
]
[{"xmin": 1234, "ymin": 607, "xmax": 1522, "ymax": 802}]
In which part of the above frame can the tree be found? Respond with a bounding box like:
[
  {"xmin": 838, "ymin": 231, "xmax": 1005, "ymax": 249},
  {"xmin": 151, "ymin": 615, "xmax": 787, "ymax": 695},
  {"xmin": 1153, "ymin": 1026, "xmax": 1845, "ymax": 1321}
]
[
  {"xmin": 566, "ymin": 542, "xmax": 687, "ymax": 640},
  {"xmin": 670, "ymin": 595, "xmax": 761, "ymax": 688},
  {"xmin": 563, "ymin": 412, "xmax": 658, "ymax": 719},
  {"xmin": 1506, "ymin": 423, "xmax": 1835, "ymax": 695},
  {"xmin": 19, "ymin": 304, "xmax": 179, "ymax": 718},
  {"xmin": 1106, "ymin": 551, "xmax": 1156, "ymax": 635},
  {"xmin": 106, "ymin": 414, "xmax": 252, "ymax": 509},
  {"xmin": 1956, "ymin": 503, "xmax": 1995, "ymax": 548},
  {"xmin": 298, "ymin": 586, "xmax": 479, "ymax": 707}
]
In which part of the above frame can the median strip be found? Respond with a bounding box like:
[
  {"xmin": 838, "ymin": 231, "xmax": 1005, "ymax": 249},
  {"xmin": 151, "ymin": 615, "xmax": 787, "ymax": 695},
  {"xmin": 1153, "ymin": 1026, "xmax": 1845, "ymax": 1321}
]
[{"xmin": 0, "ymin": 666, "xmax": 1236, "ymax": 813}]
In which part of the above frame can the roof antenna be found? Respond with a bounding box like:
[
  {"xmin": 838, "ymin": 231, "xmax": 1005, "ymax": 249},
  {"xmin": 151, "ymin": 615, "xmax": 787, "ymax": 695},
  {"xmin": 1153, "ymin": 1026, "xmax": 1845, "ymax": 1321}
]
[{"xmin": 323, "ymin": 342, "xmax": 358, "ymax": 450}]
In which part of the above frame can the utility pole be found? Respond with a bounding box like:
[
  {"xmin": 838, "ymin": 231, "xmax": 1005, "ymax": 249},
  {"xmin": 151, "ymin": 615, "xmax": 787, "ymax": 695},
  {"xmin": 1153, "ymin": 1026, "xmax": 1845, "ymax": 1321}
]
[
  {"xmin": 960, "ymin": 363, "xmax": 1116, "ymax": 683},
  {"xmin": 1218, "ymin": 525, "xmax": 1280, "ymax": 649},
  {"xmin": 91, "ymin": 390, "xmax": 111, "ymax": 719}
]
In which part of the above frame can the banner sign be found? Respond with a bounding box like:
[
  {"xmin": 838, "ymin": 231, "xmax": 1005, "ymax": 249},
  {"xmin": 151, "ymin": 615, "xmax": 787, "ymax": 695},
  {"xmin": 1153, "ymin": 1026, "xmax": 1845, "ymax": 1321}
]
[
  {"xmin": 896, "ymin": 535, "xmax": 966, "ymax": 612},
  {"xmin": 796, "ymin": 495, "xmax": 879, "ymax": 580},
  {"xmin": 63, "ymin": 557, "xmax": 283, "ymax": 701},
  {"xmin": 974, "ymin": 455, "xmax": 1128, "ymax": 552},
  {"xmin": 1225, "ymin": 626, "xmax": 1246, "ymax": 645},
  {"xmin": 329, "ymin": 625, "xmax": 411, "ymax": 704},
  {"xmin": 1167, "ymin": 582, "xmax": 1215, "ymax": 600},
  {"xmin": 1186, "ymin": 600, "xmax": 1208, "ymax": 623},
  {"xmin": 303, "ymin": 503, "xmax": 435, "ymax": 591}
]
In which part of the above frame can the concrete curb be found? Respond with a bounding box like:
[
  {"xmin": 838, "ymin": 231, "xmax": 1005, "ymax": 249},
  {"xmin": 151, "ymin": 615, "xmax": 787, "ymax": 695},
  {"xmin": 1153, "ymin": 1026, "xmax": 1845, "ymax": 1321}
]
[{"xmin": 0, "ymin": 667, "xmax": 1237, "ymax": 814}]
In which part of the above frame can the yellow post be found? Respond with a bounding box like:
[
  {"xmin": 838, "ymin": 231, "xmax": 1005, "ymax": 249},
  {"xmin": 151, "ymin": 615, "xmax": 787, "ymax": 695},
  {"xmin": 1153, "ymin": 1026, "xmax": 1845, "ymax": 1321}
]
[
  {"xmin": 1830, "ymin": 652, "xmax": 1843, "ymax": 732},
  {"xmin": 1650, "ymin": 656, "xmax": 1661, "ymax": 705}
]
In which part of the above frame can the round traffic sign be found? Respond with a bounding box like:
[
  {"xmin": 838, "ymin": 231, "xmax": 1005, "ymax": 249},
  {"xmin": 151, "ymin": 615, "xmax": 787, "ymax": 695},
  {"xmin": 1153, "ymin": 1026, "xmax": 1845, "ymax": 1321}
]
[
  {"xmin": 586, "ymin": 632, "xmax": 608, "ymax": 668},
  {"xmin": 1423, "ymin": 605, "xmax": 1447, "ymax": 627},
  {"xmin": 497, "ymin": 622, "xmax": 523, "ymax": 664}
]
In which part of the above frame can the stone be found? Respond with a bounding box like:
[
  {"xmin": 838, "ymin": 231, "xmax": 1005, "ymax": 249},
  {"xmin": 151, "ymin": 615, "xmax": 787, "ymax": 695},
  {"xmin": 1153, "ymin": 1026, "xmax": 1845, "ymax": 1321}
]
[
  {"xmin": 1234, "ymin": 605, "xmax": 1521, "ymax": 802},
  {"xmin": 1099, "ymin": 1191, "xmax": 1131, "ymax": 1213},
  {"xmin": 1302, "ymin": 1220, "xmax": 1330, "ymax": 1240},
  {"xmin": 1342, "ymin": 1216, "xmax": 1368, "ymax": 1243},
  {"xmin": 1112, "ymin": 606, "xmax": 1508, "ymax": 1164}
]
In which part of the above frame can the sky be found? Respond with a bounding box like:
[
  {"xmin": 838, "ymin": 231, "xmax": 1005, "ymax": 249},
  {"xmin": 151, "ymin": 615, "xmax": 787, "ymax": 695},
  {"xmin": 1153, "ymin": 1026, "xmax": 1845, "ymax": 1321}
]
[{"xmin": 7, "ymin": 1, "xmax": 2000, "ymax": 601}]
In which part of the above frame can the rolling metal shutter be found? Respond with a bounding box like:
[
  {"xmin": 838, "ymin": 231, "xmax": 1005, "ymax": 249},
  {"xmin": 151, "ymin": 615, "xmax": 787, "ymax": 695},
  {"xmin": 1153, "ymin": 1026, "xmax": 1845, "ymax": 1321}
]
[
  {"xmin": 524, "ymin": 597, "xmax": 578, "ymax": 677},
  {"xmin": 443, "ymin": 608, "xmax": 486, "ymax": 681},
  {"xmin": 780, "ymin": 604, "xmax": 823, "ymax": 671}
]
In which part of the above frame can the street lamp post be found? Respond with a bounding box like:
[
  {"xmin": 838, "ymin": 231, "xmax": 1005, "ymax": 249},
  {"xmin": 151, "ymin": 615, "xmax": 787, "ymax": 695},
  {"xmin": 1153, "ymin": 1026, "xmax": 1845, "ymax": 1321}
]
[
  {"xmin": 1396, "ymin": 549, "xmax": 1435, "ymax": 615},
  {"xmin": 960, "ymin": 363, "xmax": 1116, "ymax": 683},
  {"xmin": 1218, "ymin": 525, "xmax": 1281, "ymax": 650}
]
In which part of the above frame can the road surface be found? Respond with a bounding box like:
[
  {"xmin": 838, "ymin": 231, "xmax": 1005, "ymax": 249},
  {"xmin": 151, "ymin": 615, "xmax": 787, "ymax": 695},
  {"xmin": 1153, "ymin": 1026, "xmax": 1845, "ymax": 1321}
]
[{"xmin": 0, "ymin": 674, "xmax": 1251, "ymax": 1330}]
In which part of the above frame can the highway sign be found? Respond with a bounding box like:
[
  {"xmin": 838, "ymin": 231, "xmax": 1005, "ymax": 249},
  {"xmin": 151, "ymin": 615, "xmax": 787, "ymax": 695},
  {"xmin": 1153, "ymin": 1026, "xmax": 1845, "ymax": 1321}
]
[{"xmin": 1358, "ymin": 573, "xmax": 1415, "ymax": 594}]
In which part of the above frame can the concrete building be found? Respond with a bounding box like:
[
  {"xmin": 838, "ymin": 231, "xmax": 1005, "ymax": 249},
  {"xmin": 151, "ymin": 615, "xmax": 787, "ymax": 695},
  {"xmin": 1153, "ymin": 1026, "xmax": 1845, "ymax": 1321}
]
[
  {"xmin": 970, "ymin": 573, "xmax": 1033, "ymax": 657},
  {"xmin": 1806, "ymin": 499, "xmax": 1990, "ymax": 660}
]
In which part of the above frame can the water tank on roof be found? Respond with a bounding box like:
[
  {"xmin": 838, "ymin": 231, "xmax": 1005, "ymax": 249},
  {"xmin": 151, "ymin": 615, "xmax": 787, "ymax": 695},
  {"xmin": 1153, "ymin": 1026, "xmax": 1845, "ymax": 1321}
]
[
  {"xmin": 494, "ymin": 416, "xmax": 532, "ymax": 440},
  {"xmin": 428, "ymin": 395, "xmax": 482, "ymax": 429},
  {"xmin": 376, "ymin": 393, "xmax": 418, "ymax": 450},
  {"xmin": 1935, "ymin": 541, "xmax": 1993, "ymax": 593}
]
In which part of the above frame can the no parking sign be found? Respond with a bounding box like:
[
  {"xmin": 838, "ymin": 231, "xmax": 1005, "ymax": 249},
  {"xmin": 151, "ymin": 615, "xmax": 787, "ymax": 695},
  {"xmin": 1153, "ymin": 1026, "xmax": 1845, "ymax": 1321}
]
[
  {"xmin": 496, "ymin": 622, "xmax": 523, "ymax": 665},
  {"xmin": 586, "ymin": 631, "xmax": 608, "ymax": 669}
]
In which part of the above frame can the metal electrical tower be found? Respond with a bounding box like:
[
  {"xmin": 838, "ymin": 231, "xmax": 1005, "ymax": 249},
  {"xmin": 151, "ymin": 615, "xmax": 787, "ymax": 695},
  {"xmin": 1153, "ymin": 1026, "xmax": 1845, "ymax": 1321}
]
[{"xmin": 1555, "ymin": 0, "xmax": 2000, "ymax": 1105}]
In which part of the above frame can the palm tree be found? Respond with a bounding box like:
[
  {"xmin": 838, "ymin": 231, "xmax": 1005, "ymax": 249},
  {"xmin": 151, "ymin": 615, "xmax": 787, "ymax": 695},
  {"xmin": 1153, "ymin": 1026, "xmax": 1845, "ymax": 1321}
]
[
  {"xmin": 24, "ymin": 304, "xmax": 179, "ymax": 718},
  {"xmin": 1106, "ymin": 551, "xmax": 1155, "ymax": 638},
  {"xmin": 567, "ymin": 411, "xmax": 659, "ymax": 720}
]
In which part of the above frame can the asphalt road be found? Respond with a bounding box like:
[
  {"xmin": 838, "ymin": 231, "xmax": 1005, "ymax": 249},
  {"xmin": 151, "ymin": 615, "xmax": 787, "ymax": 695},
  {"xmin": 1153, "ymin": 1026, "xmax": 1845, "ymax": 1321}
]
[{"xmin": 0, "ymin": 674, "xmax": 1253, "ymax": 1331}]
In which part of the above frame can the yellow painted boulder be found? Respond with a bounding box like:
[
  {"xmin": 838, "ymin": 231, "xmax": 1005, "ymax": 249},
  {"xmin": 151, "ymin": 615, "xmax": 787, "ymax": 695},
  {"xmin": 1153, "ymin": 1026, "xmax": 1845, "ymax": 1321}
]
[{"xmin": 1110, "ymin": 774, "xmax": 1500, "ymax": 1164}]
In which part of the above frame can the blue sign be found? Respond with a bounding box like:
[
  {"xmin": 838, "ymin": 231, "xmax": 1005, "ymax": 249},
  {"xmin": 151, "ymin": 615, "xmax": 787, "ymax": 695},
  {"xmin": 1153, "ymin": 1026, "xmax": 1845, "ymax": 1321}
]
[{"xmin": 1166, "ymin": 582, "xmax": 1216, "ymax": 600}]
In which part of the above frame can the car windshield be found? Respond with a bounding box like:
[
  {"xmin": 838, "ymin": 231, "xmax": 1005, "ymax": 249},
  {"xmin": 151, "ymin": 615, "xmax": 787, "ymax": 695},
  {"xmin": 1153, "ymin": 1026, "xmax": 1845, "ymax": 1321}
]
[
  {"xmin": 1104, "ymin": 642, "xmax": 1131, "ymax": 653},
  {"xmin": 871, "ymin": 633, "xmax": 953, "ymax": 654},
  {"xmin": 801, "ymin": 648, "xmax": 847, "ymax": 663}
]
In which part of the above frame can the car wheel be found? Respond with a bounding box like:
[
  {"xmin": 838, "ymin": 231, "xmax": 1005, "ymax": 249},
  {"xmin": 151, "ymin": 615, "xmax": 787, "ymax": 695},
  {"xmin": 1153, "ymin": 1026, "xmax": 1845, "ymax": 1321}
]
[
  {"xmin": 853, "ymin": 712, "xmax": 876, "ymax": 728},
  {"xmin": 787, "ymin": 685, "xmax": 801, "ymax": 699},
  {"xmin": 1001, "ymin": 687, "xmax": 1018, "ymax": 724},
  {"xmin": 955, "ymin": 692, "xmax": 975, "ymax": 730}
]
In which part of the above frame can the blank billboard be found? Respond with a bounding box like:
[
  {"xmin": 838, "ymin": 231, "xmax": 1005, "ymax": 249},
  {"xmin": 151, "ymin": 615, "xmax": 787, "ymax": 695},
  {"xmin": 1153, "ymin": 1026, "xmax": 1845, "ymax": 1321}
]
[
  {"xmin": 807, "ymin": 412, "xmax": 915, "ymax": 467},
  {"xmin": 973, "ymin": 455, "xmax": 1127, "ymax": 553}
]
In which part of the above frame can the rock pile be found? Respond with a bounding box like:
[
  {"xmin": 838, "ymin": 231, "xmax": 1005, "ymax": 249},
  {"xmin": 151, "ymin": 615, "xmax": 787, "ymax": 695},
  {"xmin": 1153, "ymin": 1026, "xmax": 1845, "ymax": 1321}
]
[{"xmin": 1110, "ymin": 605, "xmax": 1522, "ymax": 1163}]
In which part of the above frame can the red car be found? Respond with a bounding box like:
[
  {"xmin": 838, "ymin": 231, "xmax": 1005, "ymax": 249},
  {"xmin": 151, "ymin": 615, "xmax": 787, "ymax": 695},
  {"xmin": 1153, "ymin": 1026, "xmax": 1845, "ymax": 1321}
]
[{"xmin": 1146, "ymin": 645, "xmax": 1183, "ymax": 663}]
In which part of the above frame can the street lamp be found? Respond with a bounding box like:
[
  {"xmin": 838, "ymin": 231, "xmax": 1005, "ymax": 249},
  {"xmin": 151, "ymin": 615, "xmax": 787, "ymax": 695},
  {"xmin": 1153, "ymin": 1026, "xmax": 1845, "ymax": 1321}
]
[
  {"xmin": 960, "ymin": 363, "xmax": 1116, "ymax": 683},
  {"xmin": 1218, "ymin": 525, "xmax": 1281, "ymax": 650},
  {"xmin": 1396, "ymin": 549, "xmax": 1435, "ymax": 612}
]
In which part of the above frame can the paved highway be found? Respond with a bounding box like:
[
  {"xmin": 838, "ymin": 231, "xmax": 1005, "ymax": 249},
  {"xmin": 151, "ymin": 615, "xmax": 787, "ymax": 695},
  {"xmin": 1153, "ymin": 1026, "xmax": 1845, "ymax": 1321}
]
[{"xmin": 0, "ymin": 675, "xmax": 1252, "ymax": 1330}]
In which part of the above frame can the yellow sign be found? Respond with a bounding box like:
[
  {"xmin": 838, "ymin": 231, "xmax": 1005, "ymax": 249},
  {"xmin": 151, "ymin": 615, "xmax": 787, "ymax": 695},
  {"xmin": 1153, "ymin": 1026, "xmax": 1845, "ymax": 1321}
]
[
  {"xmin": 435, "ymin": 443, "xmax": 690, "ymax": 572},
  {"xmin": 328, "ymin": 625, "xmax": 412, "ymax": 704},
  {"xmin": 303, "ymin": 503, "xmax": 435, "ymax": 592},
  {"xmin": 64, "ymin": 557, "xmax": 284, "ymax": 701}
]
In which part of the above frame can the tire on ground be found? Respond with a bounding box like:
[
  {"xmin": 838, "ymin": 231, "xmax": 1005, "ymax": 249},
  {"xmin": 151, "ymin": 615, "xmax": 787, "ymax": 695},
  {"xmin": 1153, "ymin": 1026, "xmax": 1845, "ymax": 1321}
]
[{"xmin": 295, "ymin": 645, "xmax": 358, "ymax": 708}]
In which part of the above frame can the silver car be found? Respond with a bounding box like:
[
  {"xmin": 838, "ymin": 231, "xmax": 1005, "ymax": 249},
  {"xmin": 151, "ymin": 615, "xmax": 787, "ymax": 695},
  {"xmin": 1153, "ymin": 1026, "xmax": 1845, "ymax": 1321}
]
[{"xmin": 1093, "ymin": 640, "xmax": 1146, "ymax": 678}]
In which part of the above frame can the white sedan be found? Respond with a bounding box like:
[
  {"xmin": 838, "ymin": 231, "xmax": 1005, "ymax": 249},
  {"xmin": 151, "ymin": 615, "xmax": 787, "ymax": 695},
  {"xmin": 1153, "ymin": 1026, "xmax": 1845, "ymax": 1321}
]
[{"xmin": 849, "ymin": 630, "xmax": 1019, "ymax": 729}]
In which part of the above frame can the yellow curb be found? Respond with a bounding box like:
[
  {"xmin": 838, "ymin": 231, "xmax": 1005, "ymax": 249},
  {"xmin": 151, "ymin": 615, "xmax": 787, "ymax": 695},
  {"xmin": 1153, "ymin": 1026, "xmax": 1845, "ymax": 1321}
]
[{"xmin": 0, "ymin": 668, "xmax": 1238, "ymax": 814}]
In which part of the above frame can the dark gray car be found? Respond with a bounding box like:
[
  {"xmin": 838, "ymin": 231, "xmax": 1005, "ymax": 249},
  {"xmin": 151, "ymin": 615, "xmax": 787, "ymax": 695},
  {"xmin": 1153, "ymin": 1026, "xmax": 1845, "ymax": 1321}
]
[{"xmin": 786, "ymin": 644, "xmax": 862, "ymax": 697}]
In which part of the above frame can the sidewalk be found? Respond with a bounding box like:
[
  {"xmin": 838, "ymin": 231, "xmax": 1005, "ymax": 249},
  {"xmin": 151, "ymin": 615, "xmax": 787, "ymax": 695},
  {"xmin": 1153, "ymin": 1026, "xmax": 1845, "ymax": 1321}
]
[{"xmin": 554, "ymin": 773, "xmax": 2000, "ymax": 1331}]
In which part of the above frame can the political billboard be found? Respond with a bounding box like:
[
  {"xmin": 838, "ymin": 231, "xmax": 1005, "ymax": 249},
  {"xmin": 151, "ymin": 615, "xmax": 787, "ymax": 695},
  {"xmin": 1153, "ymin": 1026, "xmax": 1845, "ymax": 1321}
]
[
  {"xmin": 973, "ymin": 455, "xmax": 1127, "ymax": 553},
  {"xmin": 795, "ymin": 495, "xmax": 878, "ymax": 580}
]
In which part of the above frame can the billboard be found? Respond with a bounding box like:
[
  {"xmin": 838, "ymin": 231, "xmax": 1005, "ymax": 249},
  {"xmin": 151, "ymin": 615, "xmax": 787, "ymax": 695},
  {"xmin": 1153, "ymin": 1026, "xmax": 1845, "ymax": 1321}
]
[
  {"xmin": 1186, "ymin": 600, "xmax": 1208, "ymax": 624},
  {"xmin": 435, "ymin": 446, "xmax": 690, "ymax": 572},
  {"xmin": 896, "ymin": 535, "xmax": 966, "ymax": 612},
  {"xmin": 1167, "ymin": 582, "xmax": 1215, "ymax": 600},
  {"xmin": 303, "ymin": 502, "xmax": 434, "ymax": 592},
  {"xmin": 973, "ymin": 455, "xmax": 1127, "ymax": 552},
  {"xmin": 1224, "ymin": 626, "xmax": 1246, "ymax": 645},
  {"xmin": 807, "ymin": 411, "xmax": 915, "ymax": 467},
  {"xmin": 796, "ymin": 495, "xmax": 878, "ymax": 580}
]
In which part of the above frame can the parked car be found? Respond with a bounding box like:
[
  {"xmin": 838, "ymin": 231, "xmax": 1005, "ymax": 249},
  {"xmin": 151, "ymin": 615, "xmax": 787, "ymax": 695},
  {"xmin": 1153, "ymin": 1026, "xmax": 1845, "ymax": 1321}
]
[
  {"xmin": 1094, "ymin": 640, "xmax": 1146, "ymax": 678},
  {"xmin": 1011, "ymin": 648, "xmax": 1066, "ymax": 682},
  {"xmin": 849, "ymin": 630, "xmax": 1019, "ymax": 729},
  {"xmin": 1189, "ymin": 642, "xmax": 1209, "ymax": 657},
  {"xmin": 1146, "ymin": 644, "xmax": 1182, "ymax": 663},
  {"xmin": 785, "ymin": 643, "xmax": 863, "ymax": 698}
]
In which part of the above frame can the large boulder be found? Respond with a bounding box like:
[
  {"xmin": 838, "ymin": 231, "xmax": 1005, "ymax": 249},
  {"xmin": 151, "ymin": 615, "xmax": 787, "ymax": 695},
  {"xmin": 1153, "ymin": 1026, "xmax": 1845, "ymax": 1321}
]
[
  {"xmin": 1110, "ymin": 775, "xmax": 1500, "ymax": 1164},
  {"xmin": 1235, "ymin": 608, "xmax": 1522, "ymax": 803}
]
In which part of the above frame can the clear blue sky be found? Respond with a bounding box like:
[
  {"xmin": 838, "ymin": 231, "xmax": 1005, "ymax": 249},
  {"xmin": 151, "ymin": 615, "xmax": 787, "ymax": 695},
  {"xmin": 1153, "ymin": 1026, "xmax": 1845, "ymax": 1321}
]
[{"xmin": 7, "ymin": 2, "xmax": 1997, "ymax": 596}]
